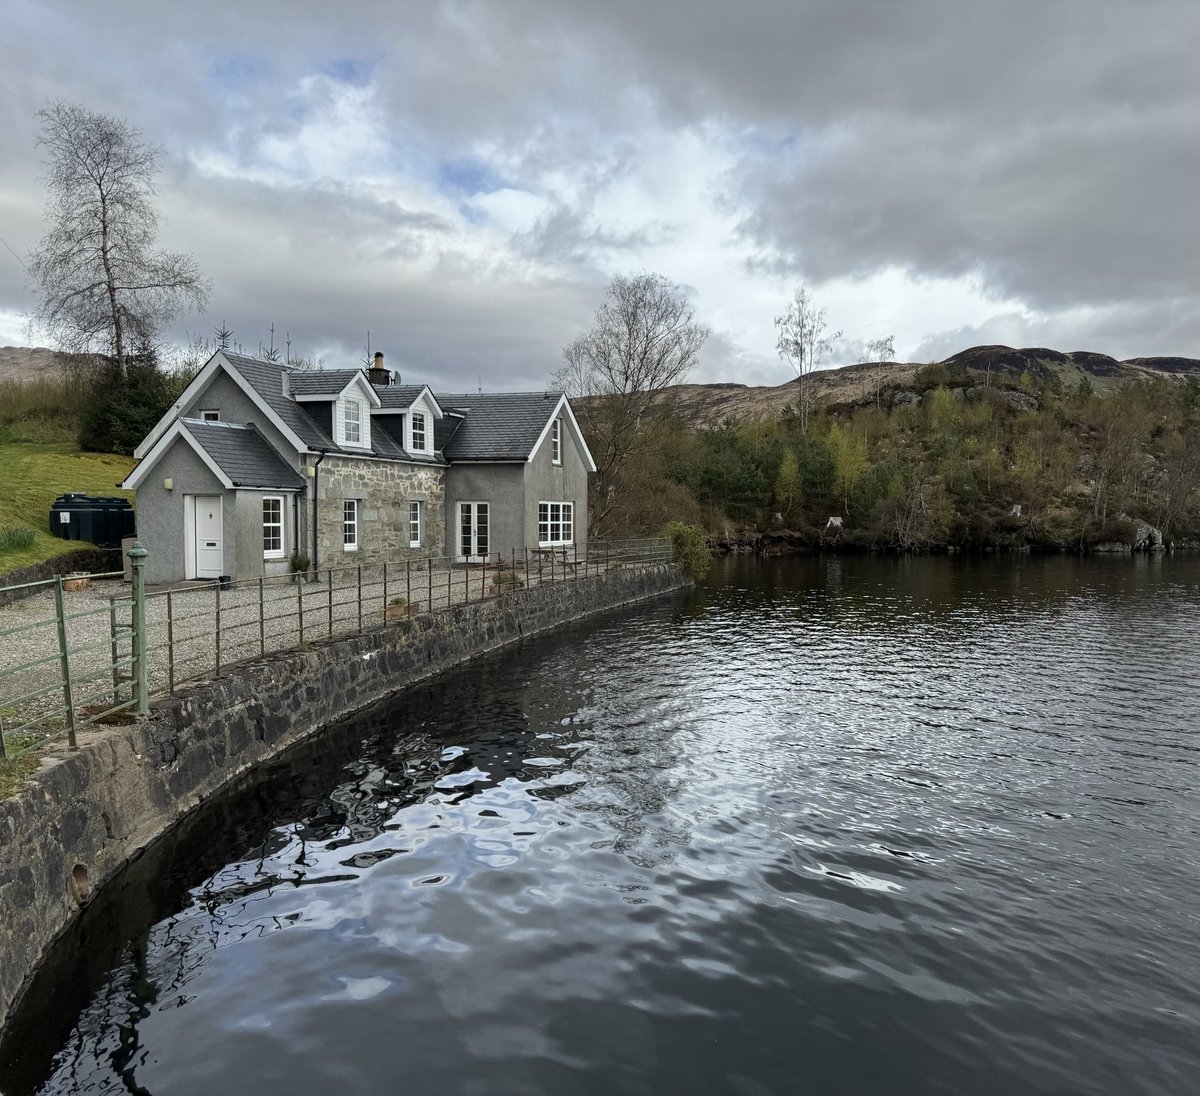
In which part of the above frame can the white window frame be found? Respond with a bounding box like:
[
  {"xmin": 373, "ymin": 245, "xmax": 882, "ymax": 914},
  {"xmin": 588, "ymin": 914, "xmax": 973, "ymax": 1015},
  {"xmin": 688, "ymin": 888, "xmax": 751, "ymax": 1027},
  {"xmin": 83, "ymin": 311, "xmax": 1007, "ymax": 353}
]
[
  {"xmin": 343, "ymin": 499, "xmax": 359, "ymax": 551},
  {"xmin": 409, "ymin": 500, "xmax": 423, "ymax": 548},
  {"xmin": 411, "ymin": 411, "xmax": 427, "ymax": 453},
  {"xmin": 342, "ymin": 398, "xmax": 363, "ymax": 446},
  {"xmin": 551, "ymin": 418, "xmax": 562, "ymax": 464},
  {"xmin": 458, "ymin": 501, "xmax": 489, "ymax": 562},
  {"xmin": 538, "ymin": 501, "xmax": 574, "ymax": 546},
  {"xmin": 200, "ymin": 409, "xmax": 220, "ymax": 422},
  {"xmin": 262, "ymin": 496, "xmax": 284, "ymax": 559}
]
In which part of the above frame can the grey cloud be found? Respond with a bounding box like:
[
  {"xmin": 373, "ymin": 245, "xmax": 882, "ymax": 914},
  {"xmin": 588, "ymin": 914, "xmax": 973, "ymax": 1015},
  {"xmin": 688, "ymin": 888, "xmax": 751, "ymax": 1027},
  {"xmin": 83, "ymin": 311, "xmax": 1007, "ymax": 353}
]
[{"xmin": 1, "ymin": 0, "xmax": 1195, "ymax": 379}]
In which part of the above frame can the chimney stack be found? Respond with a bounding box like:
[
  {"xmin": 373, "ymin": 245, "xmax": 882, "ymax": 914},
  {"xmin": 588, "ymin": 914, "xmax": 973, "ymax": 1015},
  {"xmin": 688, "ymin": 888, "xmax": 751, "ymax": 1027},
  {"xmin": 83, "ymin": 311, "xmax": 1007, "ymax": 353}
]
[{"xmin": 368, "ymin": 350, "xmax": 390, "ymax": 387}]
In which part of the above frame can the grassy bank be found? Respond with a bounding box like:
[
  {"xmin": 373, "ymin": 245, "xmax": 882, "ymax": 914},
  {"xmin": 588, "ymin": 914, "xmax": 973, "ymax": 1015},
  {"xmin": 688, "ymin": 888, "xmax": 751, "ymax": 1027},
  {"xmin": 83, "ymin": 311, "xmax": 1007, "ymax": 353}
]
[{"xmin": 0, "ymin": 441, "xmax": 134, "ymax": 573}]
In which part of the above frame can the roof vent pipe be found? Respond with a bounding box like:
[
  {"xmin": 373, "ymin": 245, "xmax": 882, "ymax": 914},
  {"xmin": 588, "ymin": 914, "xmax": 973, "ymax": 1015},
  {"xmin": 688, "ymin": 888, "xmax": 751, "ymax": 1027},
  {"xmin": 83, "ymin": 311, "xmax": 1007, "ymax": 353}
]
[{"xmin": 368, "ymin": 351, "xmax": 390, "ymax": 387}]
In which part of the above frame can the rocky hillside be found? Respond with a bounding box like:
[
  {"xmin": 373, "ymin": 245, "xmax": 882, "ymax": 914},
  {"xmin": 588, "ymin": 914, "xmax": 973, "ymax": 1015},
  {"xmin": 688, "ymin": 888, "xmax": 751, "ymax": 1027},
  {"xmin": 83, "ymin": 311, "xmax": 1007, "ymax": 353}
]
[
  {"xmin": 670, "ymin": 345, "xmax": 1200, "ymax": 426},
  {"xmin": 0, "ymin": 346, "xmax": 69, "ymax": 382}
]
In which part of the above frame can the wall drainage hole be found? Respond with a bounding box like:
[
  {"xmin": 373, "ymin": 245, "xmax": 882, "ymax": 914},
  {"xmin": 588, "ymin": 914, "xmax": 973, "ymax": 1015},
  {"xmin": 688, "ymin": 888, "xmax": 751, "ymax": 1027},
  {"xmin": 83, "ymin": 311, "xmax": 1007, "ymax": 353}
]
[{"xmin": 71, "ymin": 863, "xmax": 91, "ymax": 903}]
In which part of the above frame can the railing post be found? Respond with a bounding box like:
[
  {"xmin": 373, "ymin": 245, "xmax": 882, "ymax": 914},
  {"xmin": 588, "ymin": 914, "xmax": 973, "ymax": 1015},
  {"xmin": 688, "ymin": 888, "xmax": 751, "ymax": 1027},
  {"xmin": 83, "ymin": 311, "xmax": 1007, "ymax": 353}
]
[
  {"xmin": 297, "ymin": 575, "xmax": 304, "ymax": 647},
  {"xmin": 428, "ymin": 559, "xmax": 433, "ymax": 610},
  {"xmin": 53, "ymin": 578, "xmax": 78, "ymax": 748},
  {"xmin": 357, "ymin": 565, "xmax": 363, "ymax": 633},
  {"xmin": 383, "ymin": 561, "xmax": 389, "ymax": 626},
  {"xmin": 167, "ymin": 589, "xmax": 175, "ymax": 695},
  {"xmin": 215, "ymin": 580, "xmax": 222, "ymax": 677},
  {"xmin": 259, "ymin": 577, "xmax": 266, "ymax": 658},
  {"xmin": 129, "ymin": 542, "xmax": 149, "ymax": 717},
  {"xmin": 109, "ymin": 597, "xmax": 121, "ymax": 705},
  {"xmin": 327, "ymin": 568, "xmax": 334, "ymax": 637}
]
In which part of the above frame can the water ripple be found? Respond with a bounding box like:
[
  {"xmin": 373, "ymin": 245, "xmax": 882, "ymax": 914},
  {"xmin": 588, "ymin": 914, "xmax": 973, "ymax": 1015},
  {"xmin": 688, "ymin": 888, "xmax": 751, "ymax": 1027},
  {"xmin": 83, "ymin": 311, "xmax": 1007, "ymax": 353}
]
[{"xmin": 3, "ymin": 555, "xmax": 1200, "ymax": 1096}]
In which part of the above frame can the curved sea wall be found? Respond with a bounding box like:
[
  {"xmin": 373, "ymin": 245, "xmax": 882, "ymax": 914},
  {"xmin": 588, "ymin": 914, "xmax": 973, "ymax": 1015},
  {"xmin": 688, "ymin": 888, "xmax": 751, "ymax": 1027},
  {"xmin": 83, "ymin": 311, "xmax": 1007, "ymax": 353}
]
[{"xmin": 0, "ymin": 563, "xmax": 688, "ymax": 1031}]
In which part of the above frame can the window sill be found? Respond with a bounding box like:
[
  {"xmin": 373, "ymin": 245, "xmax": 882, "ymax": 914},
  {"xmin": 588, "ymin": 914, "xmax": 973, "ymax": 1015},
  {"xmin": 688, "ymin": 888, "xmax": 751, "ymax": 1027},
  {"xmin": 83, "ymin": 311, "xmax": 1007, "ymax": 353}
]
[
  {"xmin": 263, "ymin": 552, "xmax": 285, "ymax": 560},
  {"xmin": 343, "ymin": 545, "xmax": 359, "ymax": 552}
]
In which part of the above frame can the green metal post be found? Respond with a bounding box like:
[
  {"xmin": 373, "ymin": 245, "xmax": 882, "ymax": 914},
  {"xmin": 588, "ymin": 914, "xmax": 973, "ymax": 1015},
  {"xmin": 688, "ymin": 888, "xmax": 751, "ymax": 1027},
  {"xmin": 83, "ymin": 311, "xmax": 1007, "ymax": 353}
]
[
  {"xmin": 167, "ymin": 590, "xmax": 175, "ymax": 694},
  {"xmin": 109, "ymin": 597, "xmax": 121, "ymax": 704},
  {"xmin": 259, "ymin": 578, "xmax": 265, "ymax": 657},
  {"xmin": 215, "ymin": 581, "xmax": 222, "ymax": 677},
  {"xmin": 53, "ymin": 578, "xmax": 77, "ymax": 747},
  {"xmin": 357, "ymin": 565, "xmax": 363, "ymax": 633},
  {"xmin": 129, "ymin": 542, "xmax": 149, "ymax": 715}
]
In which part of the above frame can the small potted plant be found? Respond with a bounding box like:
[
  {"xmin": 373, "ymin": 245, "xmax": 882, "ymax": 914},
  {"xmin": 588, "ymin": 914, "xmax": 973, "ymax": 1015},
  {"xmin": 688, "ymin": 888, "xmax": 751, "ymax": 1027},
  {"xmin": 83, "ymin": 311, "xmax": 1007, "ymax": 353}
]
[
  {"xmin": 491, "ymin": 564, "xmax": 522, "ymax": 594},
  {"xmin": 289, "ymin": 551, "xmax": 311, "ymax": 583}
]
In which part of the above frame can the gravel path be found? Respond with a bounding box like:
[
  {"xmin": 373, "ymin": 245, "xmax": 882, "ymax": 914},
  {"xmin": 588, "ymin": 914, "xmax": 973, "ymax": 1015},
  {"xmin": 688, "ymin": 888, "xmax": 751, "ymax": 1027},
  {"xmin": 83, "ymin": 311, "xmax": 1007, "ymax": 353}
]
[{"xmin": 0, "ymin": 556, "xmax": 612, "ymax": 749}]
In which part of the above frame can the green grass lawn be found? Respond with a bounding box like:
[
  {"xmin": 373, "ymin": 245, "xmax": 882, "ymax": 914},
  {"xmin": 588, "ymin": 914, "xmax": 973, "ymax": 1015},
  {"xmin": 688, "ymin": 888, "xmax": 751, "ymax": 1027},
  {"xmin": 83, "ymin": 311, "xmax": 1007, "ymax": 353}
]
[{"xmin": 0, "ymin": 440, "xmax": 135, "ymax": 574}]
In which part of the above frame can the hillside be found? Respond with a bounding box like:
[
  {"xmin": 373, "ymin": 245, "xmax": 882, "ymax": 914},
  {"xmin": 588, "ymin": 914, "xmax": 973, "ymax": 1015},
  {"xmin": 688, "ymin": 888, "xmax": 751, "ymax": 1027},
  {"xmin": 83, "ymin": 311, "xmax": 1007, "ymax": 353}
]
[
  {"xmin": 0, "ymin": 346, "xmax": 69, "ymax": 382},
  {"xmin": 670, "ymin": 345, "xmax": 1200, "ymax": 426}
]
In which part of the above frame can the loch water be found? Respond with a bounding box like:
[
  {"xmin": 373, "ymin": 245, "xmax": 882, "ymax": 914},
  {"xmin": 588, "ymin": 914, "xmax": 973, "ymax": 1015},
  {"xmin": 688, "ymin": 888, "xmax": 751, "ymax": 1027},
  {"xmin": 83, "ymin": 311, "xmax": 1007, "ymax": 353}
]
[{"xmin": 2, "ymin": 554, "xmax": 1199, "ymax": 1096}]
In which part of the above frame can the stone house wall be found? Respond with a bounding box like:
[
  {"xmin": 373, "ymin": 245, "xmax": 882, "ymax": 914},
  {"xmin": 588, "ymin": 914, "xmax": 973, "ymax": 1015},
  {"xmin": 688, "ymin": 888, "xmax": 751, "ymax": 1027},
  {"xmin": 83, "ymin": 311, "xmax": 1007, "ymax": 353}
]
[{"xmin": 313, "ymin": 455, "xmax": 446, "ymax": 570}]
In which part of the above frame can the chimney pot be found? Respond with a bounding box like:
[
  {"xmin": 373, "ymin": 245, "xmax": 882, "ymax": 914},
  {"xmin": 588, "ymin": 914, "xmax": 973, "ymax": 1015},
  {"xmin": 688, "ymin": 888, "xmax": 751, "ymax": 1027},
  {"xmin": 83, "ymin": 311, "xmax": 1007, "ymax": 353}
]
[{"xmin": 368, "ymin": 351, "xmax": 390, "ymax": 387}]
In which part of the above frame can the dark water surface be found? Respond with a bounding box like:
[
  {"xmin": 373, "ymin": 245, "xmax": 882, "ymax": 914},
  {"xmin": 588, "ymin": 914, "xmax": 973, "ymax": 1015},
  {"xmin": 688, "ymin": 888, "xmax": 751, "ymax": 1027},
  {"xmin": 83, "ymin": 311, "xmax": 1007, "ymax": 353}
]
[{"xmin": 3, "ymin": 555, "xmax": 1199, "ymax": 1096}]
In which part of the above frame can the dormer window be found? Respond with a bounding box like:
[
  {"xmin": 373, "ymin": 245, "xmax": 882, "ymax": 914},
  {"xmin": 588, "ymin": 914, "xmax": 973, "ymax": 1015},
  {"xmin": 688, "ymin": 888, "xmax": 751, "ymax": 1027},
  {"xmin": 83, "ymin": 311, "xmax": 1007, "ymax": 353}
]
[
  {"xmin": 411, "ymin": 412, "xmax": 426, "ymax": 452},
  {"xmin": 343, "ymin": 397, "xmax": 363, "ymax": 446},
  {"xmin": 551, "ymin": 418, "xmax": 562, "ymax": 464}
]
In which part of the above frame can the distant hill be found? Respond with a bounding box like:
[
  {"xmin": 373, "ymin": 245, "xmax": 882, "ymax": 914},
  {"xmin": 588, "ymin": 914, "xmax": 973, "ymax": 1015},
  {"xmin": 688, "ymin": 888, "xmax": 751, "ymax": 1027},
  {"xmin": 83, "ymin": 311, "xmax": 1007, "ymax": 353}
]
[
  {"xmin": 669, "ymin": 345, "xmax": 1200, "ymax": 425},
  {"xmin": 0, "ymin": 346, "xmax": 70, "ymax": 382}
]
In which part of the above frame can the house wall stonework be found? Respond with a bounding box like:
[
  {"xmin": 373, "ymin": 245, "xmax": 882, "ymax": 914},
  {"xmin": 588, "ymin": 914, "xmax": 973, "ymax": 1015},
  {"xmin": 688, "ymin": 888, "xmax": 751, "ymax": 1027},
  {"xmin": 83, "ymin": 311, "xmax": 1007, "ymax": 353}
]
[{"xmin": 314, "ymin": 455, "xmax": 445, "ymax": 569}]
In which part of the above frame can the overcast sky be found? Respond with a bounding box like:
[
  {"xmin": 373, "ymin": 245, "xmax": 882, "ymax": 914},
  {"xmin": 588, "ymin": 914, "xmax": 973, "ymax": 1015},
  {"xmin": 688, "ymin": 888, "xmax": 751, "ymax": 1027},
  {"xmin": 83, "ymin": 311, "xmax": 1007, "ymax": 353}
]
[{"xmin": 1, "ymin": 1, "xmax": 1196, "ymax": 389}]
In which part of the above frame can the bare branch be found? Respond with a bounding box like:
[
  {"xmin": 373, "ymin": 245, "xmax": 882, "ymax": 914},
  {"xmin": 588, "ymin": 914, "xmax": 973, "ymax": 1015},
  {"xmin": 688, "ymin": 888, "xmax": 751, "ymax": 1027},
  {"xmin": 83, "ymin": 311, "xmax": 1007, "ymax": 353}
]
[
  {"xmin": 554, "ymin": 272, "xmax": 709, "ymax": 534},
  {"xmin": 27, "ymin": 101, "xmax": 210, "ymax": 377}
]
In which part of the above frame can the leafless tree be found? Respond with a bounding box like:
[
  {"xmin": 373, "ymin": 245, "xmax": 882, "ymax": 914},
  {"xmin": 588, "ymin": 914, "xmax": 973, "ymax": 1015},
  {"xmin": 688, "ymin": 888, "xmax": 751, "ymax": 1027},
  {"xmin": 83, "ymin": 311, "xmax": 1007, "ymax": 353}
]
[
  {"xmin": 862, "ymin": 334, "xmax": 896, "ymax": 409},
  {"xmin": 774, "ymin": 286, "xmax": 841, "ymax": 433},
  {"xmin": 554, "ymin": 272, "xmax": 708, "ymax": 534},
  {"xmin": 27, "ymin": 101, "xmax": 209, "ymax": 378}
]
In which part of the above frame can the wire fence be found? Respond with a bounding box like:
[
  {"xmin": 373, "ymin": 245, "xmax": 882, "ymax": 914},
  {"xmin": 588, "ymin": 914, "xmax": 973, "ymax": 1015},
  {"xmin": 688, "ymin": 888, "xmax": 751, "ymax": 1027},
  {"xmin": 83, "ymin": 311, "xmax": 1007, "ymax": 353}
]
[{"xmin": 0, "ymin": 538, "xmax": 672, "ymax": 761}]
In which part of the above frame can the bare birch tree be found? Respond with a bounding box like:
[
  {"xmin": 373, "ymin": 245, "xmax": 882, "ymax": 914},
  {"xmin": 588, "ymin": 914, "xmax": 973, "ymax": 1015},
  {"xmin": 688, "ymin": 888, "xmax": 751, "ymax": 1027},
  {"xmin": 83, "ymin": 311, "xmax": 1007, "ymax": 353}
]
[
  {"xmin": 554, "ymin": 272, "xmax": 708, "ymax": 534},
  {"xmin": 863, "ymin": 334, "xmax": 896, "ymax": 409},
  {"xmin": 28, "ymin": 102, "xmax": 209, "ymax": 378},
  {"xmin": 774, "ymin": 286, "xmax": 841, "ymax": 433}
]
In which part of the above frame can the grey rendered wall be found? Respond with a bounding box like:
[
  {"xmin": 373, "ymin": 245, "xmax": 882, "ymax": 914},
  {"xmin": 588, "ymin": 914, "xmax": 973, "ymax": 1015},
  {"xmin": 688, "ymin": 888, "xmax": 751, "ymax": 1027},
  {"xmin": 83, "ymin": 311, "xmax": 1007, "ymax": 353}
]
[
  {"xmin": 234, "ymin": 490, "xmax": 301, "ymax": 580},
  {"xmin": 182, "ymin": 371, "xmax": 298, "ymax": 462},
  {"xmin": 134, "ymin": 439, "xmax": 232, "ymax": 584},
  {"xmin": 524, "ymin": 417, "xmax": 590, "ymax": 555},
  {"xmin": 444, "ymin": 464, "xmax": 526, "ymax": 558},
  {"xmin": 313, "ymin": 455, "xmax": 446, "ymax": 572}
]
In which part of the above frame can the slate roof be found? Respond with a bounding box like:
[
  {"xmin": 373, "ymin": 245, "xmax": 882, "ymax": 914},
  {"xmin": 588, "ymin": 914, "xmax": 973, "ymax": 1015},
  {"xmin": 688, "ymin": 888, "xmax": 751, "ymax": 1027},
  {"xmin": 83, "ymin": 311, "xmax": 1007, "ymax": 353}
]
[
  {"xmin": 435, "ymin": 391, "xmax": 562, "ymax": 461},
  {"xmin": 375, "ymin": 384, "xmax": 429, "ymax": 410},
  {"xmin": 287, "ymin": 369, "xmax": 363, "ymax": 396},
  {"xmin": 183, "ymin": 419, "xmax": 306, "ymax": 489},
  {"xmin": 222, "ymin": 352, "xmax": 336, "ymax": 451},
  {"xmin": 221, "ymin": 352, "xmax": 444, "ymax": 463}
]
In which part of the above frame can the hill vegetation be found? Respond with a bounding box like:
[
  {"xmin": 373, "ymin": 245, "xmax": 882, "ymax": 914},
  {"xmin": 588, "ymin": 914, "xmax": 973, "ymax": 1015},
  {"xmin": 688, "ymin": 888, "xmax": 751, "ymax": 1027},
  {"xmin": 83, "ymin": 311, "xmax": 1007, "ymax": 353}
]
[{"xmin": 593, "ymin": 347, "xmax": 1200, "ymax": 552}]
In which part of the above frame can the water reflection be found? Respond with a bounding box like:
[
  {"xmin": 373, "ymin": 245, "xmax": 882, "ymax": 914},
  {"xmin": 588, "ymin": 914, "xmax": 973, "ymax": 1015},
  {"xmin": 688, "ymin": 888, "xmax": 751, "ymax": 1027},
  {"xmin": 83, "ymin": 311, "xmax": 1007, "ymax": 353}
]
[{"xmin": 3, "ymin": 554, "xmax": 1199, "ymax": 1096}]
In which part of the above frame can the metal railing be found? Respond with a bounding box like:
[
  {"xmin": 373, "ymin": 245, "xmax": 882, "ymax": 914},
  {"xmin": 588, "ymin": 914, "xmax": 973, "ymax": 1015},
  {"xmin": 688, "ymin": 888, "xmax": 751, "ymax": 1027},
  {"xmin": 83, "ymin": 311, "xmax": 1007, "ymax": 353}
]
[
  {"xmin": 0, "ymin": 550, "xmax": 147, "ymax": 760},
  {"xmin": 0, "ymin": 538, "xmax": 671, "ymax": 760}
]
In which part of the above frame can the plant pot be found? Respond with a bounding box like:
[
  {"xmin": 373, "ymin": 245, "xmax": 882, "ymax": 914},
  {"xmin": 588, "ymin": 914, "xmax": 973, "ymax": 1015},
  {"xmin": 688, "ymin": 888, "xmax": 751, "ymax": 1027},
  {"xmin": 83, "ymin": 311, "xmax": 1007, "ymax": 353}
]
[{"xmin": 63, "ymin": 574, "xmax": 91, "ymax": 592}]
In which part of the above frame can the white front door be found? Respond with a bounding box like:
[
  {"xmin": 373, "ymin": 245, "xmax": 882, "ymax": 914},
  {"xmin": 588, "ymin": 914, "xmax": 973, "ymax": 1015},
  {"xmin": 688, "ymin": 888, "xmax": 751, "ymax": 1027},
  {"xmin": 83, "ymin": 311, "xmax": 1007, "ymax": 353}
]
[
  {"xmin": 193, "ymin": 495, "xmax": 224, "ymax": 579},
  {"xmin": 458, "ymin": 502, "xmax": 489, "ymax": 562}
]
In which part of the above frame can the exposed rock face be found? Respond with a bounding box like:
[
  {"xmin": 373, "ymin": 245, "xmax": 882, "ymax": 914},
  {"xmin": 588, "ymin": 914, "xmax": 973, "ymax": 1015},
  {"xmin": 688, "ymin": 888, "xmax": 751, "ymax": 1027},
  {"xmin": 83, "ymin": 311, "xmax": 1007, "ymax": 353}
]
[{"xmin": 1127, "ymin": 518, "xmax": 1164, "ymax": 551}]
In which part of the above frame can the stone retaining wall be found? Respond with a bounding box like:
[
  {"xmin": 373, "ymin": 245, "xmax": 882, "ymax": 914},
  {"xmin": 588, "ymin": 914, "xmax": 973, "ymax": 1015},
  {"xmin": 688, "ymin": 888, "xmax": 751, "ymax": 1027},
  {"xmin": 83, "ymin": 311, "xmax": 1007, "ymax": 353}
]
[
  {"xmin": 0, "ymin": 549, "xmax": 118, "ymax": 607},
  {"xmin": 0, "ymin": 563, "xmax": 687, "ymax": 1031}
]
